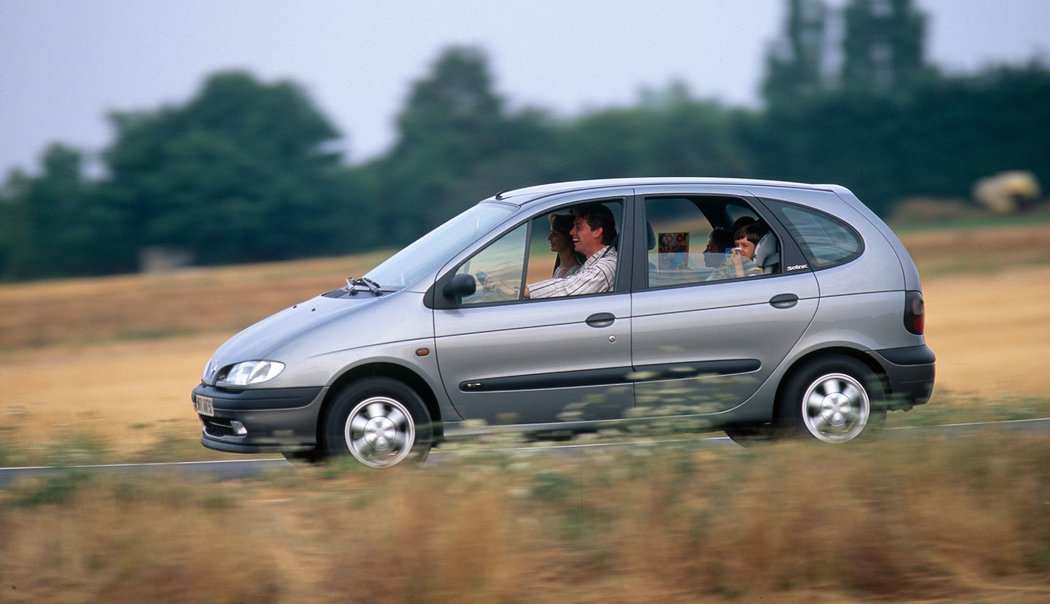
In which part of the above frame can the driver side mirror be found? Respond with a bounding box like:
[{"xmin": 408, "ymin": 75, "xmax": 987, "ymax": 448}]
[{"xmin": 442, "ymin": 273, "xmax": 477, "ymax": 303}]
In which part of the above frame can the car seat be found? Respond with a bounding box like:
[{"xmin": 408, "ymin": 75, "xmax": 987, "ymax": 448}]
[{"xmin": 753, "ymin": 232, "xmax": 780, "ymax": 274}]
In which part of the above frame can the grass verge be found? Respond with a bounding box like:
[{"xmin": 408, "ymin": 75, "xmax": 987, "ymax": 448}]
[
  {"xmin": 2, "ymin": 431, "xmax": 1049, "ymax": 603},
  {"xmin": 1, "ymin": 392, "xmax": 1048, "ymax": 469}
]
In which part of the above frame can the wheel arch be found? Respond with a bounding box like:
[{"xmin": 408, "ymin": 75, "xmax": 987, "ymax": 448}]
[
  {"xmin": 773, "ymin": 347, "xmax": 888, "ymax": 417},
  {"xmin": 320, "ymin": 362, "xmax": 444, "ymax": 443}
]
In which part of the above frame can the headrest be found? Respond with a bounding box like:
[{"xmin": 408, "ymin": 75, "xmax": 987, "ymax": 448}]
[{"xmin": 753, "ymin": 232, "xmax": 780, "ymax": 269}]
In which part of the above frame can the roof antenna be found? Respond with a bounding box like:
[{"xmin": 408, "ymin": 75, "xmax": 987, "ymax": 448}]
[{"xmin": 493, "ymin": 123, "xmax": 639, "ymax": 200}]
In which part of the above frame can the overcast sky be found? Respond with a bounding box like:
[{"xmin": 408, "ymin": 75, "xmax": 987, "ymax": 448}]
[{"xmin": 2, "ymin": 0, "xmax": 1047, "ymax": 177}]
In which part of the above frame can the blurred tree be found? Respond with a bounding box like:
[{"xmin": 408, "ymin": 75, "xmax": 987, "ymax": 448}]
[
  {"xmin": 633, "ymin": 83, "xmax": 752, "ymax": 177},
  {"xmin": 841, "ymin": 0, "xmax": 928, "ymax": 91},
  {"xmin": 396, "ymin": 46, "xmax": 504, "ymax": 149},
  {"xmin": 104, "ymin": 71, "xmax": 353, "ymax": 265},
  {"xmin": 741, "ymin": 89, "xmax": 906, "ymax": 214},
  {"xmin": 367, "ymin": 45, "xmax": 557, "ymax": 243},
  {"xmin": 555, "ymin": 82, "xmax": 751, "ymax": 181},
  {"xmin": 0, "ymin": 145, "xmax": 128, "ymax": 280},
  {"xmin": 762, "ymin": 0, "xmax": 831, "ymax": 104}
]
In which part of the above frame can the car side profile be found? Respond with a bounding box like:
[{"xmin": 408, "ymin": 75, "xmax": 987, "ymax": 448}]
[{"xmin": 192, "ymin": 178, "xmax": 935, "ymax": 467}]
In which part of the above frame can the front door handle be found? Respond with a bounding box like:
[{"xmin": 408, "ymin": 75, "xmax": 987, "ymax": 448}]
[
  {"xmin": 585, "ymin": 312, "xmax": 616, "ymax": 328},
  {"xmin": 769, "ymin": 293, "xmax": 799, "ymax": 309}
]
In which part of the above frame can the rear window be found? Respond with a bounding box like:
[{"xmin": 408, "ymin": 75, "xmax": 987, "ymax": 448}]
[{"xmin": 778, "ymin": 204, "xmax": 862, "ymax": 268}]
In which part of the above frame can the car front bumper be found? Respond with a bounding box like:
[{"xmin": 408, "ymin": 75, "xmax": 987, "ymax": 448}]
[
  {"xmin": 192, "ymin": 383, "xmax": 326, "ymax": 453},
  {"xmin": 871, "ymin": 345, "xmax": 936, "ymax": 409}
]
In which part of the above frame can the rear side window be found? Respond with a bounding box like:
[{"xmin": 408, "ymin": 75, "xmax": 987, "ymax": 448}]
[
  {"xmin": 778, "ymin": 204, "xmax": 862, "ymax": 268},
  {"xmin": 642, "ymin": 196, "xmax": 776, "ymax": 288}
]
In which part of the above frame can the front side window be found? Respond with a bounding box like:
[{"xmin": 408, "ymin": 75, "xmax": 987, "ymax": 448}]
[
  {"xmin": 525, "ymin": 201, "xmax": 622, "ymax": 299},
  {"xmin": 447, "ymin": 200, "xmax": 623, "ymax": 306},
  {"xmin": 777, "ymin": 204, "xmax": 862, "ymax": 268},
  {"xmin": 454, "ymin": 223, "xmax": 528, "ymax": 305}
]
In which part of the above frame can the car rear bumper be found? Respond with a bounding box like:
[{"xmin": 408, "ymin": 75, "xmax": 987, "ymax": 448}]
[
  {"xmin": 871, "ymin": 345, "xmax": 936, "ymax": 409},
  {"xmin": 192, "ymin": 384, "xmax": 326, "ymax": 453}
]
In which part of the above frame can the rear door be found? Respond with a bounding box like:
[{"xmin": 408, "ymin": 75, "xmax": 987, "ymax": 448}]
[{"xmin": 629, "ymin": 187, "xmax": 819, "ymax": 415}]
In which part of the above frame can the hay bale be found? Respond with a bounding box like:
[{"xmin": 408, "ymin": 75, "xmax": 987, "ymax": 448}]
[{"xmin": 973, "ymin": 171, "xmax": 1042, "ymax": 214}]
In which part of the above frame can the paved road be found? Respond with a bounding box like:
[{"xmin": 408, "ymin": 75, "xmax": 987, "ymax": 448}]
[{"xmin": 3, "ymin": 418, "xmax": 1048, "ymax": 489}]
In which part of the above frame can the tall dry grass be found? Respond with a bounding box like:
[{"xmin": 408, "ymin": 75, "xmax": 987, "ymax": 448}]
[
  {"xmin": 3, "ymin": 433, "xmax": 1048, "ymax": 602},
  {"xmin": 0, "ymin": 476, "xmax": 282, "ymax": 603}
]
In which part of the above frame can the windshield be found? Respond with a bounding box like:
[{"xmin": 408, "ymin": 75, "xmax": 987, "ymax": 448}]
[{"xmin": 365, "ymin": 203, "xmax": 515, "ymax": 288}]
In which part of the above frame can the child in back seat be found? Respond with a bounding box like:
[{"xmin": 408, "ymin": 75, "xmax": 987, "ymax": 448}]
[{"xmin": 706, "ymin": 221, "xmax": 770, "ymax": 281}]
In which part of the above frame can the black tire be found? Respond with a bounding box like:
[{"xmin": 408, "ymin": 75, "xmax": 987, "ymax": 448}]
[
  {"xmin": 322, "ymin": 377, "xmax": 433, "ymax": 468},
  {"xmin": 776, "ymin": 356, "xmax": 886, "ymax": 443}
]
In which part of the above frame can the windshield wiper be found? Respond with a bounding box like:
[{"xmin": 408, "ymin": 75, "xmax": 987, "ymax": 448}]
[
  {"xmin": 345, "ymin": 277, "xmax": 383, "ymax": 297},
  {"xmin": 359, "ymin": 277, "xmax": 382, "ymax": 296}
]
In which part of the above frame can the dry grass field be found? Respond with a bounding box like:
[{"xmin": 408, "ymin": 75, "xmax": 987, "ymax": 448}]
[{"xmin": 2, "ymin": 221, "xmax": 1050, "ymax": 602}]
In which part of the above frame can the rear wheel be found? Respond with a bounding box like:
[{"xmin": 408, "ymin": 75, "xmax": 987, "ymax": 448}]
[
  {"xmin": 777, "ymin": 357, "xmax": 885, "ymax": 443},
  {"xmin": 323, "ymin": 377, "xmax": 432, "ymax": 468}
]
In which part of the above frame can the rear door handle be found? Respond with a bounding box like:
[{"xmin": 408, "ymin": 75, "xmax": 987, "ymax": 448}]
[
  {"xmin": 585, "ymin": 312, "xmax": 616, "ymax": 328},
  {"xmin": 769, "ymin": 293, "xmax": 799, "ymax": 309}
]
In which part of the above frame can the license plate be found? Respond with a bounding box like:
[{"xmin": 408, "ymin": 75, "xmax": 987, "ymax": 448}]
[{"xmin": 195, "ymin": 394, "xmax": 214, "ymax": 416}]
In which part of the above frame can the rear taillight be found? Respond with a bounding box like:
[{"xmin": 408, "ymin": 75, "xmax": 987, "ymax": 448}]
[{"xmin": 904, "ymin": 290, "xmax": 925, "ymax": 335}]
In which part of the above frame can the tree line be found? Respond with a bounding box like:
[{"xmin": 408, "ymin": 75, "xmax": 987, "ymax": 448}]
[{"xmin": 2, "ymin": 0, "xmax": 1048, "ymax": 281}]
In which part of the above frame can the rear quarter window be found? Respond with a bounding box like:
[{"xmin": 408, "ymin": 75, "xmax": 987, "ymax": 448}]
[{"xmin": 777, "ymin": 204, "xmax": 862, "ymax": 268}]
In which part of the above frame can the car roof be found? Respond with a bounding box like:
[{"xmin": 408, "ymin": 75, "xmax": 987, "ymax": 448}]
[{"xmin": 490, "ymin": 177, "xmax": 841, "ymax": 205}]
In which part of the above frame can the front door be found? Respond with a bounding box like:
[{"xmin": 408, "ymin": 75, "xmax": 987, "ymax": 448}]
[{"xmin": 433, "ymin": 200, "xmax": 633, "ymax": 426}]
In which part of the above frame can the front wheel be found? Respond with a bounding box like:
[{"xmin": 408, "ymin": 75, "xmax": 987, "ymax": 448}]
[
  {"xmin": 323, "ymin": 378, "xmax": 433, "ymax": 468},
  {"xmin": 777, "ymin": 357, "xmax": 886, "ymax": 443}
]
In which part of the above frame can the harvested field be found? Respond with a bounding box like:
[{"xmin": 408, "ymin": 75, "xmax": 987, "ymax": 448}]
[
  {"xmin": 0, "ymin": 251, "xmax": 390, "ymax": 350},
  {"xmin": 923, "ymin": 265, "xmax": 1050, "ymax": 399}
]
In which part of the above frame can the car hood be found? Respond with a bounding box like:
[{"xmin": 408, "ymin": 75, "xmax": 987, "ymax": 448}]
[{"xmin": 202, "ymin": 289, "xmax": 427, "ymax": 385}]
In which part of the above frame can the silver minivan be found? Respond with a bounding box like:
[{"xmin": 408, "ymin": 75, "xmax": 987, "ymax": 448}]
[{"xmin": 192, "ymin": 178, "xmax": 934, "ymax": 467}]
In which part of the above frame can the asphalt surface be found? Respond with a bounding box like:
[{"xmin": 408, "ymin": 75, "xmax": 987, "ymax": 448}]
[{"xmin": 2, "ymin": 418, "xmax": 1048, "ymax": 489}]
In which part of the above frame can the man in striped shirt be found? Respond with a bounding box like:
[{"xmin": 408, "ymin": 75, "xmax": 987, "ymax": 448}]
[{"xmin": 526, "ymin": 203, "xmax": 618, "ymax": 298}]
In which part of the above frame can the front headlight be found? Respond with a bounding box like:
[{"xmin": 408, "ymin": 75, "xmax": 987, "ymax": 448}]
[{"xmin": 217, "ymin": 360, "xmax": 286, "ymax": 387}]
